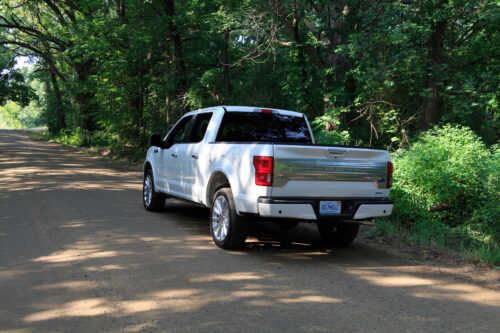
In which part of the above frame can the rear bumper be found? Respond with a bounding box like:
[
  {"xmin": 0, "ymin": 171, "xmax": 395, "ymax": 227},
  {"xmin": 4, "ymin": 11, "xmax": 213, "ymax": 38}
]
[{"xmin": 257, "ymin": 197, "xmax": 393, "ymax": 220}]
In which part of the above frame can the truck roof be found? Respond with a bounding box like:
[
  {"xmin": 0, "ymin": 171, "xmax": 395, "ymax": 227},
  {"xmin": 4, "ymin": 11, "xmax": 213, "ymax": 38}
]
[{"xmin": 190, "ymin": 106, "xmax": 305, "ymax": 118}]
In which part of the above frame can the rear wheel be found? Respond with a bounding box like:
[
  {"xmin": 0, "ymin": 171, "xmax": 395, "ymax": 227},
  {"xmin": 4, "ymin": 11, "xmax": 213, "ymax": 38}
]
[
  {"xmin": 143, "ymin": 170, "xmax": 165, "ymax": 211},
  {"xmin": 317, "ymin": 221, "xmax": 359, "ymax": 247},
  {"xmin": 210, "ymin": 188, "xmax": 247, "ymax": 249}
]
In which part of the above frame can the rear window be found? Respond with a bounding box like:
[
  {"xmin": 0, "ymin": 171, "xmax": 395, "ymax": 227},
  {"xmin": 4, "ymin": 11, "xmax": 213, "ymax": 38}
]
[{"xmin": 215, "ymin": 111, "xmax": 312, "ymax": 143}]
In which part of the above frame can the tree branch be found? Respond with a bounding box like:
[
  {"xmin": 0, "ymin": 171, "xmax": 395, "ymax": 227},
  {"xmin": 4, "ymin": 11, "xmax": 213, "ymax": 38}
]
[{"xmin": 0, "ymin": 39, "xmax": 67, "ymax": 82}]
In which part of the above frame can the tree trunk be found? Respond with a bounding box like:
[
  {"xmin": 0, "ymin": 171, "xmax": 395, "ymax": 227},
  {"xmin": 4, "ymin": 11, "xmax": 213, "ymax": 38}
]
[
  {"xmin": 74, "ymin": 59, "xmax": 96, "ymax": 132},
  {"xmin": 422, "ymin": 16, "xmax": 447, "ymax": 130},
  {"xmin": 223, "ymin": 29, "xmax": 233, "ymax": 98},
  {"xmin": 422, "ymin": 80, "xmax": 443, "ymax": 129},
  {"xmin": 115, "ymin": 0, "xmax": 126, "ymax": 20},
  {"xmin": 162, "ymin": 0, "xmax": 188, "ymax": 113},
  {"xmin": 49, "ymin": 71, "xmax": 66, "ymax": 132},
  {"xmin": 165, "ymin": 38, "xmax": 172, "ymax": 128},
  {"xmin": 292, "ymin": 2, "xmax": 316, "ymax": 117},
  {"xmin": 44, "ymin": 80, "xmax": 58, "ymax": 134}
]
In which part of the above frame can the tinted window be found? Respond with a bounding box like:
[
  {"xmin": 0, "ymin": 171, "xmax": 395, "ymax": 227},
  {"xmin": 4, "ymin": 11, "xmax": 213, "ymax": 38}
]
[
  {"xmin": 216, "ymin": 112, "xmax": 312, "ymax": 143},
  {"xmin": 189, "ymin": 113, "xmax": 213, "ymax": 143},
  {"xmin": 165, "ymin": 115, "xmax": 194, "ymax": 148}
]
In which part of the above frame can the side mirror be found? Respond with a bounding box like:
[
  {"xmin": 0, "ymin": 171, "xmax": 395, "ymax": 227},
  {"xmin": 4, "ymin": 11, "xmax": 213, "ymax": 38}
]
[{"xmin": 149, "ymin": 133, "xmax": 163, "ymax": 148}]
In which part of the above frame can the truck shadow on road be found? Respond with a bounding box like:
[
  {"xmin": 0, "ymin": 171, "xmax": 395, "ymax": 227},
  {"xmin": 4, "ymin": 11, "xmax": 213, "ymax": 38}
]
[{"xmin": 163, "ymin": 200, "xmax": 426, "ymax": 265}]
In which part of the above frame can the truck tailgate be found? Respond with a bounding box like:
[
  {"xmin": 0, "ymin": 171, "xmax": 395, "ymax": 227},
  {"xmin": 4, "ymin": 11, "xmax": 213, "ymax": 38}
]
[{"xmin": 271, "ymin": 145, "xmax": 390, "ymax": 198}]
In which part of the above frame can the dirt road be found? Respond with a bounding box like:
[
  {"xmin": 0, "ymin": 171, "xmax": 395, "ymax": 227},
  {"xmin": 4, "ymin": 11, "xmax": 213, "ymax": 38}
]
[{"xmin": 1, "ymin": 129, "xmax": 499, "ymax": 332}]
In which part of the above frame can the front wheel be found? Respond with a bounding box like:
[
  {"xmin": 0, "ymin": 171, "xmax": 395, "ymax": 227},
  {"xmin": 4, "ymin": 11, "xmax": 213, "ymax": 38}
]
[
  {"xmin": 210, "ymin": 188, "xmax": 247, "ymax": 249},
  {"xmin": 143, "ymin": 170, "xmax": 165, "ymax": 211},
  {"xmin": 317, "ymin": 221, "xmax": 359, "ymax": 247}
]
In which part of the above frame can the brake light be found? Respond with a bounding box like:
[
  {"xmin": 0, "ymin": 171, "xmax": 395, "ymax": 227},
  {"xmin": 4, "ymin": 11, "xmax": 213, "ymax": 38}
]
[
  {"xmin": 260, "ymin": 109, "xmax": 274, "ymax": 113},
  {"xmin": 387, "ymin": 161, "xmax": 393, "ymax": 189},
  {"xmin": 253, "ymin": 156, "xmax": 273, "ymax": 186}
]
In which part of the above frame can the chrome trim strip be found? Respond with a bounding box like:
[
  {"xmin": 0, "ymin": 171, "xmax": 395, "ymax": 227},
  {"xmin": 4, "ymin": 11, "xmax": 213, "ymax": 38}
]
[{"xmin": 273, "ymin": 158, "xmax": 388, "ymax": 188}]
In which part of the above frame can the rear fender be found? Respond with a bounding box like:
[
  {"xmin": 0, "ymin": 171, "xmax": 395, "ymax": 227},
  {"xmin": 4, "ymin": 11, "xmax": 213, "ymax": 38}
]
[{"xmin": 205, "ymin": 157, "xmax": 236, "ymax": 207}]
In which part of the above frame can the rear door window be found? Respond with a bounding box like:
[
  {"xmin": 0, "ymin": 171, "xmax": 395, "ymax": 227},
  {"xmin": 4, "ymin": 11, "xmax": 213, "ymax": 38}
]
[{"xmin": 188, "ymin": 112, "xmax": 213, "ymax": 143}]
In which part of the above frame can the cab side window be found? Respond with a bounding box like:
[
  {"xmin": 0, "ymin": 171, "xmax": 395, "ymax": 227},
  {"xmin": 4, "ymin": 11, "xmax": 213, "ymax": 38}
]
[
  {"xmin": 165, "ymin": 115, "xmax": 194, "ymax": 148},
  {"xmin": 189, "ymin": 113, "xmax": 213, "ymax": 143}
]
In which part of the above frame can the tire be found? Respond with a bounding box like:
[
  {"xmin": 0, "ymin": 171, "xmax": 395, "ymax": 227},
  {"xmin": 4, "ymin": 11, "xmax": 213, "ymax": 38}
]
[
  {"xmin": 143, "ymin": 170, "xmax": 165, "ymax": 211},
  {"xmin": 317, "ymin": 221, "xmax": 359, "ymax": 247},
  {"xmin": 210, "ymin": 188, "xmax": 247, "ymax": 249}
]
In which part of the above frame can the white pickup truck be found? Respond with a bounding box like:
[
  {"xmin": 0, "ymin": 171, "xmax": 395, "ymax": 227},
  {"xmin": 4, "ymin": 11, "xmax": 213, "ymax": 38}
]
[{"xmin": 143, "ymin": 106, "xmax": 393, "ymax": 249}]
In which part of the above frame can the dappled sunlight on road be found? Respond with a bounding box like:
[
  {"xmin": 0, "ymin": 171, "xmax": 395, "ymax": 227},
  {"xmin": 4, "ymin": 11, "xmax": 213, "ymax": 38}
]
[
  {"xmin": 20, "ymin": 282, "xmax": 343, "ymax": 324},
  {"xmin": 188, "ymin": 272, "xmax": 266, "ymax": 282},
  {"xmin": 118, "ymin": 289, "xmax": 210, "ymax": 314},
  {"xmin": 33, "ymin": 244, "xmax": 125, "ymax": 264},
  {"xmin": 346, "ymin": 267, "xmax": 500, "ymax": 307},
  {"xmin": 60, "ymin": 221, "xmax": 86, "ymax": 228},
  {"xmin": 346, "ymin": 267, "xmax": 438, "ymax": 286},
  {"xmin": 139, "ymin": 236, "xmax": 182, "ymax": 244},
  {"xmin": 0, "ymin": 131, "xmax": 141, "ymax": 196},
  {"xmin": 0, "ymin": 269, "xmax": 34, "ymax": 281},
  {"xmin": 23, "ymin": 298, "xmax": 113, "ymax": 322},
  {"xmin": 413, "ymin": 283, "xmax": 500, "ymax": 307},
  {"xmin": 277, "ymin": 295, "xmax": 341, "ymax": 304},
  {"xmin": 85, "ymin": 265, "xmax": 125, "ymax": 272},
  {"xmin": 12, "ymin": 222, "xmax": 498, "ymax": 330},
  {"xmin": 33, "ymin": 280, "xmax": 97, "ymax": 291}
]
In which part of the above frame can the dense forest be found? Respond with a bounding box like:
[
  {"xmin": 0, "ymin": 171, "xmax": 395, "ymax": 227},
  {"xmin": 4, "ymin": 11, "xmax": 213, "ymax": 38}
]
[
  {"xmin": 1, "ymin": 0, "xmax": 499, "ymax": 263},
  {"xmin": 1, "ymin": 0, "xmax": 498, "ymax": 146}
]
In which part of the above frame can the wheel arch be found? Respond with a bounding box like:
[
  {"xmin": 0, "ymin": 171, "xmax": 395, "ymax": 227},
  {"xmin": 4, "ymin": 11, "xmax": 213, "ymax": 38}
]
[
  {"xmin": 143, "ymin": 161, "xmax": 153, "ymax": 180},
  {"xmin": 143, "ymin": 160, "xmax": 159, "ymax": 192},
  {"xmin": 143, "ymin": 161, "xmax": 152, "ymax": 174},
  {"xmin": 206, "ymin": 171, "xmax": 231, "ymax": 208}
]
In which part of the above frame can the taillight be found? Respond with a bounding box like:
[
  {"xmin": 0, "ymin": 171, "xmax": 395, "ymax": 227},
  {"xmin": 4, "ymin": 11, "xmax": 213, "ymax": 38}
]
[
  {"xmin": 253, "ymin": 156, "xmax": 273, "ymax": 186},
  {"xmin": 387, "ymin": 161, "xmax": 393, "ymax": 189}
]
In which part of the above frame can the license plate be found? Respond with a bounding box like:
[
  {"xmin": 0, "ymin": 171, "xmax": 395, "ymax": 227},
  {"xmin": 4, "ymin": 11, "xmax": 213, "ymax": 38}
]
[{"xmin": 320, "ymin": 201, "xmax": 341, "ymax": 215}]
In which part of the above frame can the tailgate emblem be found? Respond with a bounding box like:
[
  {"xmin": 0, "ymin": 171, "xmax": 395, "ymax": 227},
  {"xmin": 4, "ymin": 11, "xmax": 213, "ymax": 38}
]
[{"xmin": 326, "ymin": 149, "xmax": 347, "ymax": 159}]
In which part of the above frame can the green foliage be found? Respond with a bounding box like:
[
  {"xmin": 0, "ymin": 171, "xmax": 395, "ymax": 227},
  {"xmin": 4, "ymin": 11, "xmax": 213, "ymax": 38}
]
[
  {"xmin": 312, "ymin": 111, "xmax": 352, "ymax": 145},
  {"xmin": 393, "ymin": 125, "xmax": 488, "ymax": 218},
  {"xmin": 2, "ymin": 0, "xmax": 497, "ymax": 147},
  {"xmin": 387, "ymin": 125, "xmax": 500, "ymax": 264},
  {"xmin": 0, "ymin": 95, "xmax": 43, "ymax": 129},
  {"xmin": 0, "ymin": 47, "xmax": 36, "ymax": 107},
  {"xmin": 342, "ymin": 0, "xmax": 499, "ymax": 146},
  {"xmin": 49, "ymin": 129, "xmax": 88, "ymax": 147},
  {"xmin": 0, "ymin": 101, "xmax": 22, "ymax": 128}
]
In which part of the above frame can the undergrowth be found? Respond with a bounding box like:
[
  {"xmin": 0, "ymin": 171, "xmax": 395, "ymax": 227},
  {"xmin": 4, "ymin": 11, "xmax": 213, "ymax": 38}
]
[
  {"xmin": 28, "ymin": 128, "xmax": 147, "ymax": 165},
  {"xmin": 370, "ymin": 125, "xmax": 500, "ymax": 266}
]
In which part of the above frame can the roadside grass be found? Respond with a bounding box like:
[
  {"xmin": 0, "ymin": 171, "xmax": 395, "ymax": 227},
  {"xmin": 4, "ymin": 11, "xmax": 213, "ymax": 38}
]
[
  {"xmin": 26, "ymin": 129, "xmax": 145, "ymax": 170},
  {"xmin": 367, "ymin": 218, "xmax": 500, "ymax": 267}
]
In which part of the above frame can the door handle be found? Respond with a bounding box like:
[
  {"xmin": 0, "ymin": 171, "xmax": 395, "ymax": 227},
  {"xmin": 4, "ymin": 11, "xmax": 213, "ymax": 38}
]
[
  {"xmin": 191, "ymin": 154, "xmax": 199, "ymax": 160},
  {"xmin": 171, "ymin": 153, "xmax": 178, "ymax": 158},
  {"xmin": 153, "ymin": 149, "xmax": 159, "ymax": 153}
]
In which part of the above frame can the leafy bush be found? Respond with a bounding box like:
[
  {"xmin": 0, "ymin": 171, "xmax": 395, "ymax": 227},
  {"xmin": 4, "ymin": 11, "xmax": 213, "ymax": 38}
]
[
  {"xmin": 50, "ymin": 129, "xmax": 88, "ymax": 146},
  {"xmin": 312, "ymin": 112, "xmax": 352, "ymax": 145},
  {"xmin": 89, "ymin": 130, "xmax": 116, "ymax": 147},
  {"xmin": 387, "ymin": 125, "xmax": 499, "ymax": 264}
]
